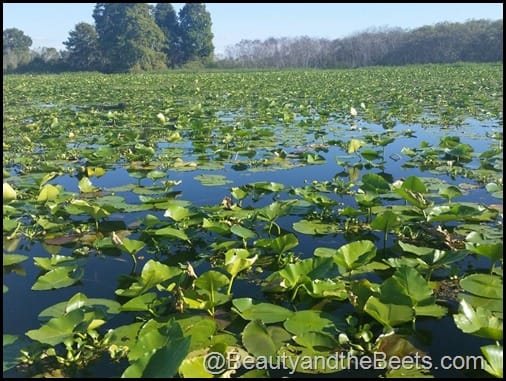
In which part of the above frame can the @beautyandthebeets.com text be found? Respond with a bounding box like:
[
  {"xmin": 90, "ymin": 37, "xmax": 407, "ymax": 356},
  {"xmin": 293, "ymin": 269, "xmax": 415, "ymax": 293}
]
[{"xmin": 203, "ymin": 351, "xmax": 485, "ymax": 375}]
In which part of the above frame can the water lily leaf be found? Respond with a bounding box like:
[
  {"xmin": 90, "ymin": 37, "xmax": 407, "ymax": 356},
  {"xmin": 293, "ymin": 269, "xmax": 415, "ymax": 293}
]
[
  {"xmin": 195, "ymin": 270, "xmax": 229, "ymax": 294},
  {"xmin": 126, "ymin": 320, "xmax": 175, "ymax": 361},
  {"xmin": 459, "ymin": 274, "xmax": 503, "ymax": 300},
  {"xmin": 380, "ymin": 266, "xmax": 434, "ymax": 306},
  {"xmin": 414, "ymin": 304, "xmax": 448, "ymax": 318},
  {"xmin": 118, "ymin": 237, "xmax": 145, "ymax": 255},
  {"xmin": 39, "ymin": 296, "xmax": 120, "ymax": 320},
  {"xmin": 65, "ymin": 292, "xmax": 88, "ymax": 313},
  {"xmin": 293, "ymin": 331, "xmax": 339, "ymax": 351},
  {"xmin": 142, "ymin": 336, "xmax": 190, "ymax": 378},
  {"xmin": 121, "ymin": 293, "xmax": 158, "ymax": 312},
  {"xmin": 362, "ymin": 173, "xmax": 391, "ymax": 193},
  {"xmin": 481, "ymin": 345, "xmax": 503, "ymax": 378},
  {"xmin": 232, "ymin": 298, "xmax": 293, "ymax": 323},
  {"xmin": 3, "ymin": 217, "xmax": 18, "ymax": 232},
  {"xmin": 305, "ymin": 152, "xmax": 326, "ymax": 164},
  {"xmin": 348, "ymin": 139, "xmax": 365, "ymax": 153},
  {"xmin": 401, "ymin": 147, "xmax": 417, "ymax": 157},
  {"xmin": 453, "ymin": 299, "xmax": 502, "ymax": 340},
  {"xmin": 376, "ymin": 333, "xmax": 426, "ymax": 359},
  {"xmin": 393, "ymin": 187, "xmax": 431, "ymax": 210},
  {"xmin": 252, "ymin": 181, "xmax": 285, "ymax": 192},
  {"xmin": 243, "ymin": 320, "xmax": 290, "ymax": 357},
  {"xmin": 361, "ymin": 149, "xmax": 382, "ymax": 161},
  {"xmin": 465, "ymin": 240, "xmax": 503, "ymax": 262},
  {"xmin": 122, "ymin": 322, "xmax": 190, "ymax": 378},
  {"xmin": 194, "ymin": 174, "xmax": 232, "ymax": 186},
  {"xmin": 334, "ymin": 240, "xmax": 377, "ymax": 272},
  {"xmin": 186, "ymin": 271, "xmax": 231, "ymax": 310},
  {"xmin": 258, "ymin": 200, "xmax": 296, "ymax": 221},
  {"xmin": 224, "ymin": 248, "xmax": 258, "ymax": 277},
  {"xmin": 33, "ymin": 255, "xmax": 80, "ymax": 271},
  {"xmin": 78, "ymin": 177, "xmax": 99, "ymax": 193},
  {"xmin": 230, "ymin": 224, "xmax": 257, "ymax": 240},
  {"xmin": 398, "ymin": 241, "xmax": 435, "ymax": 256},
  {"xmin": 459, "ymin": 294, "xmax": 503, "ymax": 314},
  {"xmin": 36, "ymin": 216, "xmax": 64, "ymax": 231},
  {"xmin": 146, "ymin": 170, "xmax": 166, "ymax": 180},
  {"xmin": 364, "ymin": 296, "xmax": 414, "ymax": 327},
  {"xmin": 66, "ymin": 199, "xmax": 110, "ymax": 220},
  {"xmin": 144, "ymin": 214, "xmax": 161, "ymax": 227},
  {"xmin": 116, "ymin": 260, "xmax": 182, "ymax": 297},
  {"xmin": 37, "ymin": 184, "xmax": 60, "ymax": 202},
  {"xmin": 292, "ymin": 219, "xmax": 340, "ymax": 235},
  {"xmin": 105, "ymin": 322, "xmax": 143, "ymax": 348},
  {"xmin": 176, "ymin": 316, "xmax": 218, "ymax": 351},
  {"xmin": 154, "ymin": 226, "xmax": 190, "ymax": 243},
  {"xmin": 371, "ymin": 211, "xmax": 401, "ymax": 231},
  {"xmin": 3, "ymin": 334, "xmax": 31, "ymax": 372},
  {"xmin": 178, "ymin": 351, "xmax": 213, "ymax": 378},
  {"xmin": 231, "ymin": 186, "xmax": 249, "ymax": 200},
  {"xmin": 255, "ymin": 233, "xmax": 298, "ymax": 254},
  {"xmin": 3, "ymin": 253, "xmax": 28, "ymax": 266},
  {"xmin": 3, "ymin": 183, "xmax": 16, "ymax": 202},
  {"xmin": 439, "ymin": 185, "xmax": 462, "ymax": 201},
  {"xmin": 426, "ymin": 203, "xmax": 493, "ymax": 222},
  {"xmin": 164, "ymin": 204, "xmax": 191, "ymax": 222},
  {"xmin": 401, "ymin": 176, "xmax": 427, "ymax": 193},
  {"xmin": 88, "ymin": 167, "xmax": 106, "ymax": 177},
  {"xmin": 277, "ymin": 344, "xmax": 346, "ymax": 373},
  {"xmin": 31, "ymin": 266, "xmax": 84, "ymax": 290},
  {"xmin": 202, "ymin": 218, "xmax": 231, "ymax": 235},
  {"xmin": 26, "ymin": 309, "xmax": 84, "ymax": 346},
  {"xmin": 284, "ymin": 310, "xmax": 343, "ymax": 336},
  {"xmin": 485, "ymin": 183, "xmax": 503, "ymax": 199},
  {"xmin": 265, "ymin": 257, "xmax": 337, "ymax": 291},
  {"xmin": 302, "ymin": 279, "xmax": 348, "ymax": 299}
]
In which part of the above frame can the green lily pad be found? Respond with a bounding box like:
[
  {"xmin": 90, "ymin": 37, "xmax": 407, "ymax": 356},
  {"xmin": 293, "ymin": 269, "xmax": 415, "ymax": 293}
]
[
  {"xmin": 116, "ymin": 260, "xmax": 182, "ymax": 297},
  {"xmin": 453, "ymin": 299, "xmax": 503, "ymax": 340},
  {"xmin": 31, "ymin": 266, "xmax": 84, "ymax": 291},
  {"xmin": 26, "ymin": 309, "xmax": 85, "ymax": 346},
  {"xmin": 481, "ymin": 345, "xmax": 503, "ymax": 378},
  {"xmin": 3, "ymin": 253, "xmax": 29, "ymax": 266},
  {"xmin": 194, "ymin": 174, "xmax": 232, "ymax": 186},
  {"xmin": 3, "ymin": 183, "xmax": 17, "ymax": 202},
  {"xmin": 242, "ymin": 320, "xmax": 291, "ymax": 357},
  {"xmin": 292, "ymin": 219, "xmax": 340, "ymax": 235},
  {"xmin": 232, "ymin": 298, "xmax": 293, "ymax": 323}
]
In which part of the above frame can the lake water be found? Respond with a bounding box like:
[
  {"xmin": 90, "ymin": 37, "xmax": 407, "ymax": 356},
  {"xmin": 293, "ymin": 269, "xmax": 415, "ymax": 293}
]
[{"xmin": 3, "ymin": 115, "xmax": 502, "ymax": 378}]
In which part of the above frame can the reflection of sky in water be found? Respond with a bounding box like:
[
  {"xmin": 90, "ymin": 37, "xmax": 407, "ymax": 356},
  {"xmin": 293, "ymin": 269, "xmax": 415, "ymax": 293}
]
[{"xmin": 4, "ymin": 117, "xmax": 502, "ymax": 377}]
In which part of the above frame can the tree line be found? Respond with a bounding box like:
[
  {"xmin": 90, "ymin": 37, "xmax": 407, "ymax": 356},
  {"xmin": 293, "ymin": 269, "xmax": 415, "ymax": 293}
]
[
  {"xmin": 3, "ymin": 10, "xmax": 503, "ymax": 73},
  {"xmin": 222, "ymin": 19, "xmax": 503, "ymax": 69},
  {"xmin": 3, "ymin": 3, "xmax": 213, "ymax": 73}
]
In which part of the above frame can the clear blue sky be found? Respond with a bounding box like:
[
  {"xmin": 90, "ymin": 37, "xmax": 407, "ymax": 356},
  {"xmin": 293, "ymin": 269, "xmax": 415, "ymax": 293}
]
[{"xmin": 3, "ymin": 3, "xmax": 503, "ymax": 56}]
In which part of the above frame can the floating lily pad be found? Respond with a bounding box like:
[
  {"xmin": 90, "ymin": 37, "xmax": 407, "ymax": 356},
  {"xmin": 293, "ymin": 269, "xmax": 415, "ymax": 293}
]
[{"xmin": 194, "ymin": 174, "xmax": 233, "ymax": 186}]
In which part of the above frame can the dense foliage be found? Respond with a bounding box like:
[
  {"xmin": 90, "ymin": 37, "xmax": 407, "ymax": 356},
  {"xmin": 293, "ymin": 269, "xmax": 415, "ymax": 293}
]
[
  {"xmin": 3, "ymin": 3, "xmax": 214, "ymax": 73},
  {"xmin": 3, "ymin": 64, "xmax": 503, "ymax": 378},
  {"xmin": 3, "ymin": 28, "xmax": 32, "ymax": 71},
  {"xmin": 223, "ymin": 19, "xmax": 503, "ymax": 69}
]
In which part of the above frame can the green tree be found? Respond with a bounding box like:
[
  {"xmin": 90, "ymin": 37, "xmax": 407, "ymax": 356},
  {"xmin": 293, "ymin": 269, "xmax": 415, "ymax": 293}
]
[
  {"xmin": 178, "ymin": 3, "xmax": 214, "ymax": 65},
  {"xmin": 3, "ymin": 28, "xmax": 32, "ymax": 71},
  {"xmin": 154, "ymin": 3, "xmax": 180, "ymax": 68},
  {"xmin": 93, "ymin": 3, "xmax": 167, "ymax": 72},
  {"xmin": 63, "ymin": 22, "xmax": 102, "ymax": 71}
]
